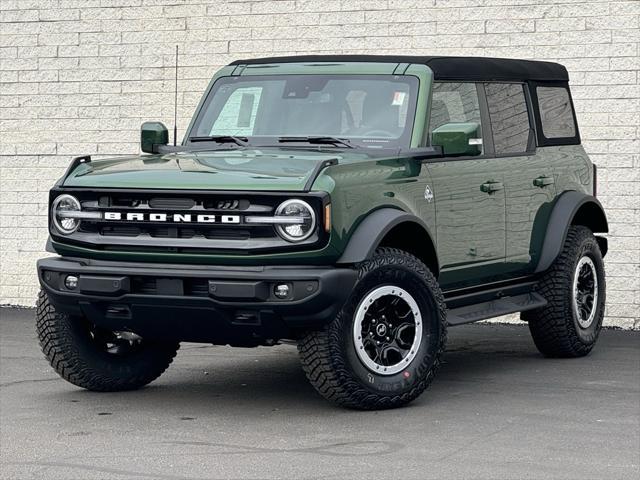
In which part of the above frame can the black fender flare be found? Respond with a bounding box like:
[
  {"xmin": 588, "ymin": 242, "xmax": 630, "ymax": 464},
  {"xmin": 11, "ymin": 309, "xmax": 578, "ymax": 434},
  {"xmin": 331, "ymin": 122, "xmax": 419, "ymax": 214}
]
[
  {"xmin": 336, "ymin": 208, "xmax": 438, "ymax": 270},
  {"xmin": 535, "ymin": 191, "xmax": 608, "ymax": 273}
]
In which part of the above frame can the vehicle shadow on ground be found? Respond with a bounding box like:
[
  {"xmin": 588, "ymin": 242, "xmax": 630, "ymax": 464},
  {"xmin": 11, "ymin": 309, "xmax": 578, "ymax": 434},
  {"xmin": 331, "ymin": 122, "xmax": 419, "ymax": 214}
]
[{"xmin": 37, "ymin": 325, "xmax": 551, "ymax": 416}]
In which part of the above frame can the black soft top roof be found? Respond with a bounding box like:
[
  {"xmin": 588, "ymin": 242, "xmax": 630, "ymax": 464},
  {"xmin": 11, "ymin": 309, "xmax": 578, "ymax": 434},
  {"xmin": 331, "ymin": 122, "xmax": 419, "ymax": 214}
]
[{"xmin": 229, "ymin": 55, "xmax": 569, "ymax": 82}]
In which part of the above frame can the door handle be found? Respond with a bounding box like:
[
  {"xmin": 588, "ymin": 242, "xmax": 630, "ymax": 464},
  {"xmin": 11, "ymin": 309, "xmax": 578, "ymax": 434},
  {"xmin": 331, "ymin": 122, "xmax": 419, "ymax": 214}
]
[
  {"xmin": 533, "ymin": 175, "xmax": 554, "ymax": 188},
  {"xmin": 480, "ymin": 181, "xmax": 504, "ymax": 194}
]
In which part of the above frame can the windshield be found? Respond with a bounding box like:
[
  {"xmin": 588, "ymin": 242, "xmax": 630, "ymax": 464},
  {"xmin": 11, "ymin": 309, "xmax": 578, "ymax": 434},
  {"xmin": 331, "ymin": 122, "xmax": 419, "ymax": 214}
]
[{"xmin": 189, "ymin": 74, "xmax": 419, "ymax": 149}]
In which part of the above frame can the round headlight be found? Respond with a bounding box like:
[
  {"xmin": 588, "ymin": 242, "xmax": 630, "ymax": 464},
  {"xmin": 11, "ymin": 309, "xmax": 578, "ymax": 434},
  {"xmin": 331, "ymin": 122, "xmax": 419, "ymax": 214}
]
[
  {"xmin": 275, "ymin": 199, "xmax": 316, "ymax": 242},
  {"xmin": 52, "ymin": 194, "xmax": 81, "ymax": 235}
]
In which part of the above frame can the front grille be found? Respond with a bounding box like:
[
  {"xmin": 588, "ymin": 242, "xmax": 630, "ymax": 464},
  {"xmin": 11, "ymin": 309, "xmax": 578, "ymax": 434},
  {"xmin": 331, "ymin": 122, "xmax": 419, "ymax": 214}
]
[
  {"xmin": 51, "ymin": 189, "xmax": 328, "ymax": 255},
  {"xmin": 100, "ymin": 226, "xmax": 141, "ymax": 237},
  {"xmin": 95, "ymin": 224, "xmax": 267, "ymax": 240},
  {"xmin": 80, "ymin": 192, "xmax": 274, "ymax": 241},
  {"xmin": 148, "ymin": 197, "xmax": 196, "ymax": 209}
]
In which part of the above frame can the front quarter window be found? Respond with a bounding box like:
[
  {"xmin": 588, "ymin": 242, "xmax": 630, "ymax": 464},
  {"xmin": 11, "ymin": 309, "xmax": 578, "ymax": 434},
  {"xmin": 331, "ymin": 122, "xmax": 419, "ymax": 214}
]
[{"xmin": 191, "ymin": 74, "xmax": 419, "ymax": 149}]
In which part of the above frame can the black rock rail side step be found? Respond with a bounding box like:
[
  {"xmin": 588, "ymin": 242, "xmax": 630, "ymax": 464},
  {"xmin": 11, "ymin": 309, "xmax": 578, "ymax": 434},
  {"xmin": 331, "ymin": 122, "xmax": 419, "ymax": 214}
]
[{"xmin": 447, "ymin": 292, "xmax": 547, "ymax": 326}]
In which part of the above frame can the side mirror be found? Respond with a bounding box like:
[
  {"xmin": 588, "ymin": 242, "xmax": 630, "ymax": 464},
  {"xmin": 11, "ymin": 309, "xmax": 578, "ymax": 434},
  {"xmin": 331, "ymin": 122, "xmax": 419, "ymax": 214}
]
[
  {"xmin": 432, "ymin": 122, "xmax": 482, "ymax": 156},
  {"xmin": 141, "ymin": 121, "xmax": 169, "ymax": 153}
]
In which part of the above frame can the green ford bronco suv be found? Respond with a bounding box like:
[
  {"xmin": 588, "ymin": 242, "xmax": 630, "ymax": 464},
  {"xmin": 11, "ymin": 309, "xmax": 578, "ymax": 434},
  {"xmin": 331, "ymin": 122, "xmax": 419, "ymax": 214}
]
[{"xmin": 37, "ymin": 55, "xmax": 608, "ymax": 409}]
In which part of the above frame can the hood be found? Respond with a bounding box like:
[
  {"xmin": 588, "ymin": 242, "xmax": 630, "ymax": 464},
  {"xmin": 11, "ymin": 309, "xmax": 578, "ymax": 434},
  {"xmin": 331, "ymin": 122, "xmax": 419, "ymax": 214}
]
[{"xmin": 62, "ymin": 148, "xmax": 371, "ymax": 191}]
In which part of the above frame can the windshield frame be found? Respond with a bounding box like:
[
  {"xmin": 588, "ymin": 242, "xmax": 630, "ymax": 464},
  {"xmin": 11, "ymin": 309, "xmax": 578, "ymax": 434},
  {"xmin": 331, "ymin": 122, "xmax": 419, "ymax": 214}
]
[{"xmin": 187, "ymin": 73, "xmax": 420, "ymax": 151}]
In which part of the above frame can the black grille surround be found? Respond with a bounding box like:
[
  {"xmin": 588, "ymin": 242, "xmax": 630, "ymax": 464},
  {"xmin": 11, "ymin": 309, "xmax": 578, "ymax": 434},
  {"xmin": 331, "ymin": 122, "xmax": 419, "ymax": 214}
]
[{"xmin": 49, "ymin": 188, "xmax": 330, "ymax": 255}]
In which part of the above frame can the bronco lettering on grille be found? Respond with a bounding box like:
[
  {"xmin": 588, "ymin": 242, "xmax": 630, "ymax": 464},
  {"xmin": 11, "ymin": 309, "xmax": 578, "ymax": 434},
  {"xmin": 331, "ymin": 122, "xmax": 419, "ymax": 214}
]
[{"xmin": 103, "ymin": 212, "xmax": 241, "ymax": 223}]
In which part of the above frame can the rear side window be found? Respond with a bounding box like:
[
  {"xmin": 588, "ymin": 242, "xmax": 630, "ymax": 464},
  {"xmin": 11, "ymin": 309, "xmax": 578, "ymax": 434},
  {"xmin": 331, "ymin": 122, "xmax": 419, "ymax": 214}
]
[
  {"xmin": 536, "ymin": 86, "xmax": 576, "ymax": 138},
  {"xmin": 485, "ymin": 83, "xmax": 532, "ymax": 155}
]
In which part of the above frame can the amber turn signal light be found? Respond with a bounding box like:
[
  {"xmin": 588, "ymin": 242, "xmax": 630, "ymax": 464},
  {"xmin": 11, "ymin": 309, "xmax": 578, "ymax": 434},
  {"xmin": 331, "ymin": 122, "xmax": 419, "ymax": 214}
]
[{"xmin": 324, "ymin": 203, "xmax": 331, "ymax": 233}]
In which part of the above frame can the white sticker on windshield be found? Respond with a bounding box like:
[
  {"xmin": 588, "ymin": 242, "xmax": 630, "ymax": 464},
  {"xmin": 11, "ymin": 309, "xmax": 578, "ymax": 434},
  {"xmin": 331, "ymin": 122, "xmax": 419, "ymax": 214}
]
[{"xmin": 392, "ymin": 91, "xmax": 406, "ymax": 106}]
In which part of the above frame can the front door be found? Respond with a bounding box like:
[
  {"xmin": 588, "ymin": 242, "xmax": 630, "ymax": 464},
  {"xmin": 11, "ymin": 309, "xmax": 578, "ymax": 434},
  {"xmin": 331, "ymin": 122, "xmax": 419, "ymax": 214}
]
[
  {"xmin": 425, "ymin": 82, "xmax": 506, "ymax": 288},
  {"xmin": 428, "ymin": 159, "xmax": 506, "ymax": 288}
]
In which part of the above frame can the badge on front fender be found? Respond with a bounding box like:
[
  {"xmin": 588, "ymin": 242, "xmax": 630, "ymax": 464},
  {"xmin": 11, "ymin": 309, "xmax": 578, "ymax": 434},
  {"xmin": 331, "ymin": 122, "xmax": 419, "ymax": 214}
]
[{"xmin": 424, "ymin": 185, "xmax": 434, "ymax": 203}]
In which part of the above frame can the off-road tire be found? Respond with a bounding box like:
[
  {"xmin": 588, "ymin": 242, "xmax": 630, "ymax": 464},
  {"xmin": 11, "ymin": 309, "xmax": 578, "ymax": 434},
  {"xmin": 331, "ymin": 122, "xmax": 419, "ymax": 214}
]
[
  {"xmin": 298, "ymin": 248, "xmax": 447, "ymax": 410},
  {"xmin": 36, "ymin": 290, "xmax": 179, "ymax": 391},
  {"xmin": 523, "ymin": 226, "xmax": 606, "ymax": 358}
]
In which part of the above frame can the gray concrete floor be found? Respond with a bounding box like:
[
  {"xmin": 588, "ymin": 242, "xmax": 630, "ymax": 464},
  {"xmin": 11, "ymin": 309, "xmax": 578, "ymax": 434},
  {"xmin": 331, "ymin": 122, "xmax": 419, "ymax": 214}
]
[{"xmin": 1, "ymin": 307, "xmax": 638, "ymax": 480}]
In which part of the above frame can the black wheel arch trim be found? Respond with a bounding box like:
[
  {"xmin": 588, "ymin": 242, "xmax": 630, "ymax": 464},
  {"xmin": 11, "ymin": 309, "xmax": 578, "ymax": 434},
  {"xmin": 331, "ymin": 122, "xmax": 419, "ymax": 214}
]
[
  {"xmin": 336, "ymin": 208, "xmax": 439, "ymax": 272},
  {"xmin": 535, "ymin": 191, "xmax": 608, "ymax": 274}
]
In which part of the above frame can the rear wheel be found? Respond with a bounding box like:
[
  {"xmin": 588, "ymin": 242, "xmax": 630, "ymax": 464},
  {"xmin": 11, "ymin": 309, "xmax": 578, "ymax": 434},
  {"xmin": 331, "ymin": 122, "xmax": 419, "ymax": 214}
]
[
  {"xmin": 36, "ymin": 290, "xmax": 179, "ymax": 391},
  {"xmin": 298, "ymin": 248, "xmax": 447, "ymax": 410},
  {"xmin": 523, "ymin": 226, "xmax": 606, "ymax": 357}
]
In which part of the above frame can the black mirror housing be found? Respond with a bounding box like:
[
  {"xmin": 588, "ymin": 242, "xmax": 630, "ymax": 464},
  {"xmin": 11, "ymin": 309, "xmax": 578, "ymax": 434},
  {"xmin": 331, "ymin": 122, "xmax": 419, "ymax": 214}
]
[{"xmin": 141, "ymin": 122, "xmax": 169, "ymax": 153}]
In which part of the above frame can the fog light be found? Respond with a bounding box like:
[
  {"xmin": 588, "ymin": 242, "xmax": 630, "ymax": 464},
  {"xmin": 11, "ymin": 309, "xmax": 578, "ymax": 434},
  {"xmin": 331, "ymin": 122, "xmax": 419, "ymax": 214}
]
[
  {"xmin": 64, "ymin": 275, "xmax": 78, "ymax": 290},
  {"xmin": 274, "ymin": 284, "xmax": 290, "ymax": 299}
]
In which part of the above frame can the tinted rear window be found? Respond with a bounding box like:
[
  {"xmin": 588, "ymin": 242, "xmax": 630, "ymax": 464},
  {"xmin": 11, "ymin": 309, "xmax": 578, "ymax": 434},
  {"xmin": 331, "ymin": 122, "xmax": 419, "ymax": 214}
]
[{"xmin": 537, "ymin": 86, "xmax": 576, "ymax": 139}]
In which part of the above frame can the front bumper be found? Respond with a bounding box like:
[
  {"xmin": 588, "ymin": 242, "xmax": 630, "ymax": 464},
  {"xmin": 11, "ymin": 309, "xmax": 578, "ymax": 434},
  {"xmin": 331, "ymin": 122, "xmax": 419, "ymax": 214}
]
[{"xmin": 37, "ymin": 257, "xmax": 357, "ymax": 344}]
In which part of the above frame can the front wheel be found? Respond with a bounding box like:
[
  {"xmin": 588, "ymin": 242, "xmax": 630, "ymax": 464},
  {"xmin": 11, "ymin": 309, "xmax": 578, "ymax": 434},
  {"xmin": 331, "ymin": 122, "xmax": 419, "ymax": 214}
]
[
  {"xmin": 298, "ymin": 248, "xmax": 447, "ymax": 410},
  {"xmin": 36, "ymin": 290, "xmax": 179, "ymax": 391}
]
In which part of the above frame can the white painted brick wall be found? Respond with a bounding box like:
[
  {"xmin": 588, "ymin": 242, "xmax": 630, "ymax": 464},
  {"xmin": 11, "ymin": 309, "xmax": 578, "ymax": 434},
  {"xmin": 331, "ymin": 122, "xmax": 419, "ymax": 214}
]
[{"xmin": 0, "ymin": 0, "xmax": 638, "ymax": 329}]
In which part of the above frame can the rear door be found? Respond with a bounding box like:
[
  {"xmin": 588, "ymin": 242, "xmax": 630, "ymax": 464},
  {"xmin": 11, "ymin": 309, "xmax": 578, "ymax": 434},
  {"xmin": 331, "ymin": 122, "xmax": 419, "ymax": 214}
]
[
  {"xmin": 426, "ymin": 82, "xmax": 507, "ymax": 288},
  {"xmin": 484, "ymin": 82, "xmax": 556, "ymax": 273}
]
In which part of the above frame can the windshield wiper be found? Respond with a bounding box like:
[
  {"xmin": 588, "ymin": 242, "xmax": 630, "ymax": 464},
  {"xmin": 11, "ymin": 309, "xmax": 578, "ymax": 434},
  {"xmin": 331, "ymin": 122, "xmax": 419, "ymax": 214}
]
[
  {"xmin": 277, "ymin": 136, "xmax": 353, "ymax": 149},
  {"xmin": 189, "ymin": 135, "xmax": 249, "ymax": 147}
]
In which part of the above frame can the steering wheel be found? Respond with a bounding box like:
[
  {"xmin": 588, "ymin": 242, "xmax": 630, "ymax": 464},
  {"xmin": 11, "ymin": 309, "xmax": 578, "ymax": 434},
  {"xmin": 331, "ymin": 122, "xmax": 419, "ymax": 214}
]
[{"xmin": 362, "ymin": 129, "xmax": 395, "ymax": 138}]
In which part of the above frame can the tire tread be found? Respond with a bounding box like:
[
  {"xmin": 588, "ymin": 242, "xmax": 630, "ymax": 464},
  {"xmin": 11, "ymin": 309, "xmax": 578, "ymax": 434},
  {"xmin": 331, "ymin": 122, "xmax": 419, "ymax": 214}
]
[
  {"xmin": 523, "ymin": 226, "xmax": 605, "ymax": 358},
  {"xmin": 36, "ymin": 290, "xmax": 178, "ymax": 391},
  {"xmin": 298, "ymin": 248, "xmax": 447, "ymax": 410}
]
